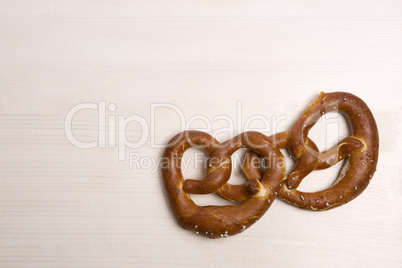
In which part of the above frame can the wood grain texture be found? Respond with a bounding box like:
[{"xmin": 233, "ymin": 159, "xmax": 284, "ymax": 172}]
[{"xmin": 0, "ymin": 0, "xmax": 401, "ymax": 267}]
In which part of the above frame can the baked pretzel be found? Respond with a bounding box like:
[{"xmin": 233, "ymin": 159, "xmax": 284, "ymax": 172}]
[
  {"xmin": 279, "ymin": 91, "xmax": 379, "ymax": 209},
  {"xmin": 162, "ymin": 131, "xmax": 285, "ymax": 238},
  {"xmin": 237, "ymin": 92, "xmax": 379, "ymax": 209},
  {"xmin": 162, "ymin": 92, "xmax": 379, "ymax": 238}
]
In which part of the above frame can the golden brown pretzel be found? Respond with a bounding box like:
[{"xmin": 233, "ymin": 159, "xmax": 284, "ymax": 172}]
[
  {"xmin": 279, "ymin": 91, "xmax": 379, "ymax": 209},
  {"xmin": 162, "ymin": 131, "xmax": 285, "ymax": 238},
  {"xmin": 221, "ymin": 92, "xmax": 379, "ymax": 209},
  {"xmin": 162, "ymin": 92, "xmax": 379, "ymax": 238}
]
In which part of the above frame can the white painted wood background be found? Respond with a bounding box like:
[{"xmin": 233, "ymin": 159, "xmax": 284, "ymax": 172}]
[{"xmin": 1, "ymin": 0, "xmax": 401, "ymax": 267}]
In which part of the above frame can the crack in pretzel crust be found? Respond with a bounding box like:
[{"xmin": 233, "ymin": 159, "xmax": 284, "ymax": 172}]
[{"xmin": 161, "ymin": 92, "xmax": 379, "ymax": 238}]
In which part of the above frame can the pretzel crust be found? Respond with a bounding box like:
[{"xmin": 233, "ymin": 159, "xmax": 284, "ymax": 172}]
[{"xmin": 161, "ymin": 92, "xmax": 379, "ymax": 238}]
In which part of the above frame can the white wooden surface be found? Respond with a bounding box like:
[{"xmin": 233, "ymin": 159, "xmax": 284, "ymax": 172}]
[{"xmin": 1, "ymin": 1, "xmax": 401, "ymax": 267}]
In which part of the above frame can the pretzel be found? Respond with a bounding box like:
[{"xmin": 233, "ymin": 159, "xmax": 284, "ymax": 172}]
[
  {"xmin": 162, "ymin": 131, "xmax": 285, "ymax": 238},
  {"xmin": 161, "ymin": 92, "xmax": 379, "ymax": 238}
]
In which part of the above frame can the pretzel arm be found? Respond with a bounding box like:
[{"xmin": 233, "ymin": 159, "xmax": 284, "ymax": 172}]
[{"xmin": 316, "ymin": 136, "xmax": 365, "ymax": 170}]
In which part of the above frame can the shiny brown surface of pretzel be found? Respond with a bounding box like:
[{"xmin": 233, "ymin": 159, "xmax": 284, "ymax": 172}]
[{"xmin": 162, "ymin": 92, "xmax": 379, "ymax": 238}]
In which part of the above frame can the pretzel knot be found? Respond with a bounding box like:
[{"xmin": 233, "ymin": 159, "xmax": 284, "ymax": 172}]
[{"xmin": 162, "ymin": 92, "xmax": 379, "ymax": 239}]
